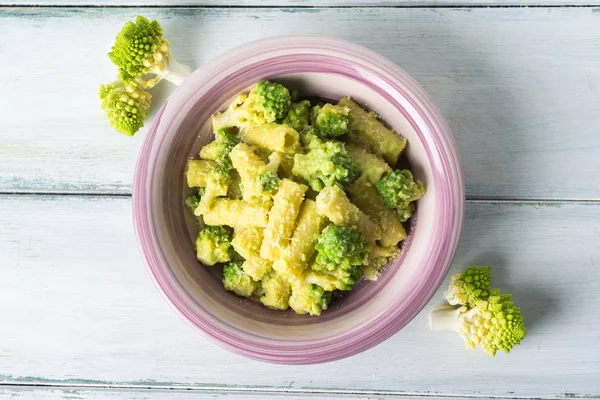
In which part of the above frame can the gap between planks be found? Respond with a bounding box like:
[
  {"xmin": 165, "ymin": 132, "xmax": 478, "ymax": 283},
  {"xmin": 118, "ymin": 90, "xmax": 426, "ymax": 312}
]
[
  {"xmin": 2, "ymin": 4, "xmax": 600, "ymax": 8},
  {"xmin": 0, "ymin": 382, "xmax": 591, "ymax": 400}
]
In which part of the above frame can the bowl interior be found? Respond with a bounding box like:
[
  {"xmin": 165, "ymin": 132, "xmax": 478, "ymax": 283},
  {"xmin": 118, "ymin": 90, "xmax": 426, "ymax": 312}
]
[
  {"xmin": 134, "ymin": 36, "xmax": 463, "ymax": 363},
  {"xmin": 171, "ymin": 72, "xmax": 435, "ymax": 334}
]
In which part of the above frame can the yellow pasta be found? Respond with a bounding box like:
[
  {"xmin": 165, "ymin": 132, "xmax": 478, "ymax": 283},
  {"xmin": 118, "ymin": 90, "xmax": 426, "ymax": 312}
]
[
  {"xmin": 260, "ymin": 179, "xmax": 308, "ymax": 260},
  {"xmin": 339, "ymin": 97, "xmax": 407, "ymax": 165},
  {"xmin": 242, "ymin": 123, "xmax": 300, "ymax": 154},
  {"xmin": 272, "ymin": 200, "xmax": 328, "ymax": 282},
  {"xmin": 242, "ymin": 258, "xmax": 272, "ymax": 281},
  {"xmin": 231, "ymin": 227, "xmax": 264, "ymax": 259},
  {"xmin": 186, "ymin": 159, "xmax": 214, "ymax": 188},
  {"xmin": 347, "ymin": 176, "xmax": 407, "ymax": 247},
  {"xmin": 315, "ymin": 185, "xmax": 382, "ymax": 244},
  {"xmin": 229, "ymin": 143, "xmax": 267, "ymax": 202},
  {"xmin": 199, "ymin": 140, "xmax": 221, "ymax": 161},
  {"xmin": 346, "ymin": 144, "xmax": 392, "ymax": 185},
  {"xmin": 200, "ymin": 198, "xmax": 270, "ymax": 228}
]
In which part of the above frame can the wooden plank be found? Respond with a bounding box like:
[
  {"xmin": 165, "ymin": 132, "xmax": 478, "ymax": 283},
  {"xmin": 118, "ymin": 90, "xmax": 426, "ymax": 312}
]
[
  {"xmin": 1, "ymin": 7, "xmax": 599, "ymax": 199},
  {"xmin": 0, "ymin": 8, "xmax": 600, "ymax": 199},
  {"xmin": 1, "ymin": 1, "xmax": 598, "ymax": 6},
  {"xmin": 0, "ymin": 387, "xmax": 475, "ymax": 400},
  {"xmin": 0, "ymin": 195, "xmax": 598, "ymax": 398}
]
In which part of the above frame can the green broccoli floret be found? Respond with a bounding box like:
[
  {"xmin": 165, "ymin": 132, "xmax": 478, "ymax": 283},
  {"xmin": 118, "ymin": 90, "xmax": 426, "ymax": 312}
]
[
  {"xmin": 212, "ymin": 80, "xmax": 292, "ymax": 132},
  {"xmin": 312, "ymin": 104, "xmax": 351, "ymax": 138},
  {"xmin": 282, "ymin": 100, "xmax": 311, "ymax": 132},
  {"xmin": 108, "ymin": 15, "xmax": 191, "ymax": 88},
  {"xmin": 444, "ymin": 266, "xmax": 492, "ymax": 307},
  {"xmin": 222, "ymin": 261, "xmax": 259, "ymax": 298},
  {"xmin": 99, "ymin": 80, "xmax": 152, "ymax": 136},
  {"xmin": 292, "ymin": 140, "xmax": 361, "ymax": 191},
  {"xmin": 258, "ymin": 171, "xmax": 279, "ymax": 192},
  {"xmin": 260, "ymin": 272, "xmax": 292, "ymax": 310},
  {"xmin": 289, "ymin": 284, "xmax": 332, "ymax": 316},
  {"xmin": 313, "ymin": 225, "xmax": 365, "ymax": 272},
  {"xmin": 396, "ymin": 202, "xmax": 415, "ymax": 223},
  {"xmin": 429, "ymin": 289, "xmax": 526, "ymax": 356},
  {"xmin": 195, "ymin": 225, "xmax": 234, "ymax": 266},
  {"xmin": 375, "ymin": 169, "xmax": 426, "ymax": 209},
  {"xmin": 185, "ymin": 187, "xmax": 205, "ymax": 213}
]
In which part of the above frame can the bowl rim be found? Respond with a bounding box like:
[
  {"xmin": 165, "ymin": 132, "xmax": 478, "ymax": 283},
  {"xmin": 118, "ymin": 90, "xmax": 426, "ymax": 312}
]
[{"xmin": 132, "ymin": 34, "xmax": 464, "ymax": 364}]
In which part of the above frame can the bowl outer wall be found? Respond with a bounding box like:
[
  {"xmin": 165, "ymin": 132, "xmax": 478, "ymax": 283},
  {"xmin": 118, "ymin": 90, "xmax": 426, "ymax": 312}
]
[{"xmin": 132, "ymin": 35, "xmax": 464, "ymax": 364}]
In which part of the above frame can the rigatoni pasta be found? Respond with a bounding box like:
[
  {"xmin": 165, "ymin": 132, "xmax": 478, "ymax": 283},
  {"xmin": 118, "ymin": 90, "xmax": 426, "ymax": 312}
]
[{"xmin": 184, "ymin": 80, "xmax": 425, "ymax": 316}]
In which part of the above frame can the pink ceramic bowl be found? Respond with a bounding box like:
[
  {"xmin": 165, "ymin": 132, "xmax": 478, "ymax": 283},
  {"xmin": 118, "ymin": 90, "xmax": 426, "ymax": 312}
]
[{"xmin": 133, "ymin": 35, "xmax": 464, "ymax": 364}]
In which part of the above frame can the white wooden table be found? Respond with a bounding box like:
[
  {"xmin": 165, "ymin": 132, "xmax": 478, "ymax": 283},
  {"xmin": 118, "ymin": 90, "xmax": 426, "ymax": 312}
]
[{"xmin": 1, "ymin": 1, "xmax": 600, "ymax": 399}]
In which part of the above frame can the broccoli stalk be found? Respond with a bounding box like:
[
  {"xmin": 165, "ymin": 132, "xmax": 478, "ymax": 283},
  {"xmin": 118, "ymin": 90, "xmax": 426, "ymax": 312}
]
[
  {"xmin": 292, "ymin": 139, "xmax": 361, "ymax": 191},
  {"xmin": 99, "ymin": 80, "xmax": 152, "ymax": 136},
  {"xmin": 429, "ymin": 290, "xmax": 527, "ymax": 356},
  {"xmin": 108, "ymin": 15, "xmax": 191, "ymax": 89}
]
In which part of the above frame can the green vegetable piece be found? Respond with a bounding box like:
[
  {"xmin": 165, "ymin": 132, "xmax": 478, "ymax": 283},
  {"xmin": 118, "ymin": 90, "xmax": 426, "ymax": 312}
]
[
  {"xmin": 195, "ymin": 225, "xmax": 234, "ymax": 266},
  {"xmin": 444, "ymin": 266, "xmax": 492, "ymax": 307},
  {"xmin": 99, "ymin": 80, "xmax": 151, "ymax": 136},
  {"xmin": 292, "ymin": 139, "xmax": 361, "ymax": 191},
  {"xmin": 222, "ymin": 261, "xmax": 259, "ymax": 298},
  {"xmin": 258, "ymin": 171, "xmax": 279, "ymax": 192},
  {"xmin": 375, "ymin": 169, "xmax": 426, "ymax": 209},
  {"xmin": 289, "ymin": 284, "xmax": 332, "ymax": 316},
  {"xmin": 248, "ymin": 80, "xmax": 292, "ymax": 123},
  {"xmin": 108, "ymin": 15, "xmax": 190, "ymax": 88},
  {"xmin": 260, "ymin": 272, "xmax": 292, "ymax": 310},
  {"xmin": 185, "ymin": 188, "xmax": 205, "ymax": 213},
  {"xmin": 282, "ymin": 100, "xmax": 311, "ymax": 132},
  {"xmin": 313, "ymin": 104, "xmax": 351, "ymax": 138},
  {"xmin": 313, "ymin": 225, "xmax": 365, "ymax": 272},
  {"xmin": 430, "ymin": 289, "xmax": 526, "ymax": 356}
]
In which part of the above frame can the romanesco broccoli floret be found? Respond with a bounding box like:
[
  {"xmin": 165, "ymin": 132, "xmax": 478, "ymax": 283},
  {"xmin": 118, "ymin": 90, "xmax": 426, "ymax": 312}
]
[
  {"xmin": 313, "ymin": 225, "xmax": 365, "ymax": 272},
  {"xmin": 259, "ymin": 272, "xmax": 292, "ymax": 310},
  {"xmin": 108, "ymin": 15, "xmax": 190, "ymax": 88},
  {"xmin": 429, "ymin": 289, "xmax": 526, "ymax": 356},
  {"xmin": 305, "ymin": 264, "xmax": 362, "ymax": 291},
  {"xmin": 282, "ymin": 100, "xmax": 311, "ymax": 132},
  {"xmin": 185, "ymin": 188, "xmax": 205, "ymax": 213},
  {"xmin": 212, "ymin": 80, "xmax": 292, "ymax": 132},
  {"xmin": 292, "ymin": 139, "xmax": 361, "ymax": 191},
  {"xmin": 396, "ymin": 202, "xmax": 415, "ymax": 223},
  {"xmin": 258, "ymin": 171, "xmax": 279, "ymax": 192},
  {"xmin": 99, "ymin": 80, "xmax": 152, "ymax": 136},
  {"xmin": 376, "ymin": 169, "xmax": 426, "ymax": 209},
  {"xmin": 195, "ymin": 225, "xmax": 234, "ymax": 266},
  {"xmin": 312, "ymin": 104, "xmax": 351, "ymax": 138},
  {"xmin": 289, "ymin": 284, "xmax": 332, "ymax": 316},
  {"xmin": 444, "ymin": 266, "xmax": 492, "ymax": 307},
  {"xmin": 222, "ymin": 261, "xmax": 259, "ymax": 298}
]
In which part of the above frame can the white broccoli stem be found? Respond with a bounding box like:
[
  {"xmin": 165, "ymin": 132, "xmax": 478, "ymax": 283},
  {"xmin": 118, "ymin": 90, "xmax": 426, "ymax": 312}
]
[
  {"xmin": 163, "ymin": 54, "xmax": 191, "ymax": 86},
  {"xmin": 428, "ymin": 306, "xmax": 463, "ymax": 332}
]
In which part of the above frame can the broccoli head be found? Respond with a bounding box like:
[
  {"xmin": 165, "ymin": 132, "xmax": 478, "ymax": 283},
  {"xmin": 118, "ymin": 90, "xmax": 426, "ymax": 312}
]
[
  {"xmin": 313, "ymin": 225, "xmax": 365, "ymax": 272},
  {"xmin": 288, "ymin": 284, "xmax": 332, "ymax": 316},
  {"xmin": 222, "ymin": 261, "xmax": 259, "ymax": 298},
  {"xmin": 258, "ymin": 171, "xmax": 279, "ymax": 192},
  {"xmin": 108, "ymin": 15, "xmax": 190, "ymax": 88},
  {"xmin": 195, "ymin": 225, "xmax": 235, "ymax": 266},
  {"xmin": 444, "ymin": 266, "xmax": 492, "ymax": 307},
  {"xmin": 282, "ymin": 100, "xmax": 311, "ymax": 132},
  {"xmin": 429, "ymin": 289, "xmax": 526, "ymax": 356},
  {"xmin": 313, "ymin": 104, "xmax": 351, "ymax": 139},
  {"xmin": 212, "ymin": 81, "xmax": 292, "ymax": 132},
  {"xmin": 99, "ymin": 80, "xmax": 151, "ymax": 136},
  {"xmin": 376, "ymin": 169, "xmax": 426, "ymax": 209},
  {"xmin": 259, "ymin": 272, "xmax": 292, "ymax": 310},
  {"xmin": 304, "ymin": 265, "xmax": 361, "ymax": 292},
  {"xmin": 292, "ymin": 140, "xmax": 361, "ymax": 191},
  {"xmin": 396, "ymin": 202, "xmax": 415, "ymax": 223}
]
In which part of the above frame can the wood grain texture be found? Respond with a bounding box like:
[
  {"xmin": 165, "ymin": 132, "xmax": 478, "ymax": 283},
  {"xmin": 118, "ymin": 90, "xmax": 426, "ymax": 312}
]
[
  {"xmin": 0, "ymin": 7, "xmax": 599, "ymax": 199},
  {"xmin": 0, "ymin": 387, "xmax": 474, "ymax": 400},
  {"xmin": 1, "ymin": 1, "xmax": 599, "ymax": 6},
  {"xmin": 0, "ymin": 195, "xmax": 598, "ymax": 398}
]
